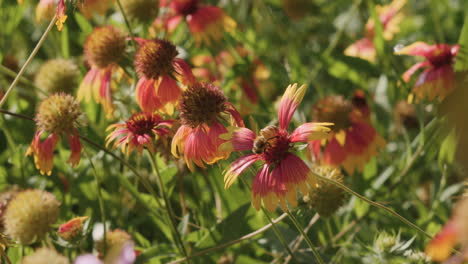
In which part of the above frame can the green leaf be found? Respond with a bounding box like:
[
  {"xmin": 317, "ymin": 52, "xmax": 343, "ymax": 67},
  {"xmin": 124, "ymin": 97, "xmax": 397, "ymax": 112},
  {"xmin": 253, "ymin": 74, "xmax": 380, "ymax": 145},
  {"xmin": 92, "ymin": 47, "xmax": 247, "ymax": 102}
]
[{"xmin": 455, "ymin": 15, "xmax": 468, "ymax": 72}]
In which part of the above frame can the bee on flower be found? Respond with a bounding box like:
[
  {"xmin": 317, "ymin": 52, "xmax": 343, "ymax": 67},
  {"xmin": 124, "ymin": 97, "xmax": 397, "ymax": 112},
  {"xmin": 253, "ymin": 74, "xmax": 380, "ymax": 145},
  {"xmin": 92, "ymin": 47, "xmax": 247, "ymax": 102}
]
[
  {"xmin": 106, "ymin": 112, "xmax": 174, "ymax": 156},
  {"xmin": 134, "ymin": 38, "xmax": 195, "ymax": 115},
  {"xmin": 396, "ymin": 42, "xmax": 459, "ymax": 101},
  {"xmin": 344, "ymin": 0, "xmax": 406, "ymax": 62},
  {"xmin": 220, "ymin": 84, "xmax": 332, "ymax": 211},
  {"xmin": 171, "ymin": 82, "xmax": 244, "ymax": 172},
  {"xmin": 77, "ymin": 26, "xmax": 127, "ymax": 118},
  {"xmin": 309, "ymin": 91, "xmax": 385, "ymax": 175},
  {"xmin": 27, "ymin": 93, "xmax": 86, "ymax": 175},
  {"xmin": 160, "ymin": 0, "xmax": 236, "ymax": 46}
]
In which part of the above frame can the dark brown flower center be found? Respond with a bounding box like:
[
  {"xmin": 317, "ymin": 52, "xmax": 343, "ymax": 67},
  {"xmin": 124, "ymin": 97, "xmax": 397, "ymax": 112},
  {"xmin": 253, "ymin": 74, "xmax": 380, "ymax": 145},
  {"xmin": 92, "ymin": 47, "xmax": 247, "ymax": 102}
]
[
  {"xmin": 135, "ymin": 39, "xmax": 178, "ymax": 79},
  {"xmin": 260, "ymin": 128, "xmax": 291, "ymax": 165},
  {"xmin": 126, "ymin": 113, "xmax": 160, "ymax": 135},
  {"xmin": 85, "ymin": 26, "xmax": 126, "ymax": 68},
  {"xmin": 427, "ymin": 46, "xmax": 454, "ymax": 68},
  {"xmin": 172, "ymin": 0, "xmax": 199, "ymax": 16},
  {"xmin": 313, "ymin": 95, "xmax": 353, "ymax": 131},
  {"xmin": 179, "ymin": 83, "xmax": 227, "ymax": 127}
]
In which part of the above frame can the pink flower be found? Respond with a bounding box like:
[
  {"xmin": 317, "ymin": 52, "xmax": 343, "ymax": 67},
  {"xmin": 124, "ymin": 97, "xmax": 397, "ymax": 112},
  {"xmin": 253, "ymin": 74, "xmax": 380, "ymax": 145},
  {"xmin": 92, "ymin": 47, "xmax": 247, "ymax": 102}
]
[
  {"xmin": 220, "ymin": 84, "xmax": 332, "ymax": 211},
  {"xmin": 396, "ymin": 42, "xmax": 459, "ymax": 101}
]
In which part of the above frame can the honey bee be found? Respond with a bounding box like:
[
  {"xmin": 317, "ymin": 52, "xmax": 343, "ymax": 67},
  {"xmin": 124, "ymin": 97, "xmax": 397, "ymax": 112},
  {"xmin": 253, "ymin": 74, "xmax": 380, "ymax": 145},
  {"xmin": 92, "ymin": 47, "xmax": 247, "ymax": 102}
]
[{"xmin": 252, "ymin": 125, "xmax": 279, "ymax": 154}]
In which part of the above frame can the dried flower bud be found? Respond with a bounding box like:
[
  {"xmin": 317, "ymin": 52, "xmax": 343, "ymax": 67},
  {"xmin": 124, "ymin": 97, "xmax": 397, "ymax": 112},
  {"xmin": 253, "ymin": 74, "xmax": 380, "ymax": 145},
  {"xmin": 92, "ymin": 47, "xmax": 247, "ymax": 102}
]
[
  {"xmin": 58, "ymin": 216, "xmax": 89, "ymax": 242},
  {"xmin": 305, "ymin": 167, "xmax": 346, "ymax": 217},
  {"xmin": 4, "ymin": 190, "xmax": 60, "ymax": 244},
  {"xmin": 96, "ymin": 229, "xmax": 132, "ymax": 255},
  {"xmin": 121, "ymin": 0, "xmax": 159, "ymax": 24},
  {"xmin": 35, "ymin": 93, "xmax": 85, "ymax": 135},
  {"xmin": 35, "ymin": 59, "xmax": 80, "ymax": 94},
  {"xmin": 21, "ymin": 248, "xmax": 69, "ymax": 264},
  {"xmin": 84, "ymin": 26, "xmax": 127, "ymax": 68}
]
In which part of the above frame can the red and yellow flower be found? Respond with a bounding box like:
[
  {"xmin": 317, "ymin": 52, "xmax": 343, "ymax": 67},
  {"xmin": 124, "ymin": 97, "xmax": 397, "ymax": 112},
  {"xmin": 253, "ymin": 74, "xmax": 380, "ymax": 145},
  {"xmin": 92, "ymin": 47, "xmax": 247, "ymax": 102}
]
[
  {"xmin": 171, "ymin": 82, "xmax": 244, "ymax": 172},
  {"xmin": 106, "ymin": 112, "xmax": 173, "ymax": 156},
  {"xmin": 161, "ymin": 0, "xmax": 236, "ymax": 46},
  {"xmin": 134, "ymin": 38, "xmax": 195, "ymax": 115},
  {"xmin": 77, "ymin": 26, "xmax": 127, "ymax": 118},
  {"xmin": 27, "ymin": 93, "xmax": 85, "ymax": 175},
  {"xmin": 345, "ymin": 0, "xmax": 406, "ymax": 62},
  {"xmin": 58, "ymin": 216, "xmax": 89, "ymax": 242},
  {"xmin": 396, "ymin": 42, "xmax": 459, "ymax": 101},
  {"xmin": 220, "ymin": 84, "xmax": 332, "ymax": 211},
  {"xmin": 309, "ymin": 91, "xmax": 385, "ymax": 175}
]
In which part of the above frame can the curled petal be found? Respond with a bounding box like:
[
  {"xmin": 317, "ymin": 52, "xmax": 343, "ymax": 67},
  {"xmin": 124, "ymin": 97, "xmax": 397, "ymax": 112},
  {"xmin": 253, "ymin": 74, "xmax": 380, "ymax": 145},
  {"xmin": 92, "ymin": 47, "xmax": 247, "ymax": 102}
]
[
  {"xmin": 224, "ymin": 154, "xmax": 260, "ymax": 189},
  {"xmin": 395, "ymin": 42, "xmax": 433, "ymax": 57},
  {"xmin": 56, "ymin": 0, "xmax": 67, "ymax": 31},
  {"xmin": 183, "ymin": 126, "xmax": 215, "ymax": 171},
  {"xmin": 425, "ymin": 219, "xmax": 458, "ymax": 262},
  {"xmin": 67, "ymin": 131, "xmax": 82, "ymax": 167},
  {"xmin": 174, "ymin": 58, "xmax": 196, "ymax": 86},
  {"xmin": 344, "ymin": 38, "xmax": 376, "ymax": 62},
  {"xmin": 27, "ymin": 131, "xmax": 59, "ymax": 176},
  {"xmin": 219, "ymin": 127, "xmax": 256, "ymax": 152},
  {"xmin": 157, "ymin": 75, "xmax": 182, "ymax": 115},
  {"xmin": 278, "ymin": 83, "xmax": 307, "ymax": 129},
  {"xmin": 136, "ymin": 77, "xmax": 163, "ymax": 113},
  {"xmin": 290, "ymin": 122, "xmax": 333, "ymax": 143},
  {"xmin": 171, "ymin": 125, "xmax": 192, "ymax": 159},
  {"xmin": 224, "ymin": 102, "xmax": 244, "ymax": 127},
  {"xmin": 401, "ymin": 61, "xmax": 430, "ymax": 82}
]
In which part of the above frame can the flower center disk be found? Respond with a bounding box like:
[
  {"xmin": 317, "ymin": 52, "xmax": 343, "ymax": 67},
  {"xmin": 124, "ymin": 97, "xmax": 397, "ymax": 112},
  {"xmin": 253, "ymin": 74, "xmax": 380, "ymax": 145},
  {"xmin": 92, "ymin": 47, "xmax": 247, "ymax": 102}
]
[
  {"xmin": 313, "ymin": 95, "xmax": 353, "ymax": 131},
  {"xmin": 135, "ymin": 39, "xmax": 178, "ymax": 79}
]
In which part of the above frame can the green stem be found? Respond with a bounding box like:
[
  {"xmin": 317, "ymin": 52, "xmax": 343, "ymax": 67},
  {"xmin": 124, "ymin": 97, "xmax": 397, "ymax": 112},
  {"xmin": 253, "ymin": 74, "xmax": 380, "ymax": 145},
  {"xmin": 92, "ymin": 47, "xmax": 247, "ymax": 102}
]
[
  {"xmin": 311, "ymin": 172, "xmax": 432, "ymax": 239},
  {"xmin": 286, "ymin": 211, "xmax": 324, "ymax": 264},
  {"xmin": 147, "ymin": 152, "xmax": 190, "ymax": 263},
  {"xmin": 0, "ymin": 16, "xmax": 56, "ymax": 108},
  {"xmin": 116, "ymin": 0, "xmax": 137, "ymax": 50},
  {"xmin": 84, "ymin": 150, "xmax": 107, "ymax": 256}
]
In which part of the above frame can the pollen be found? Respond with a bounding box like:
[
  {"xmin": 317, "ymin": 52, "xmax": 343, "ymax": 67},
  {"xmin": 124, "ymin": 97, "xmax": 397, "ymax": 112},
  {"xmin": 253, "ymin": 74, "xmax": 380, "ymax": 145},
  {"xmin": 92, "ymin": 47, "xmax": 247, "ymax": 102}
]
[
  {"xmin": 313, "ymin": 95, "xmax": 353, "ymax": 131},
  {"xmin": 135, "ymin": 39, "xmax": 178, "ymax": 79},
  {"xmin": 84, "ymin": 26, "xmax": 126, "ymax": 68},
  {"xmin": 179, "ymin": 82, "xmax": 227, "ymax": 127},
  {"xmin": 36, "ymin": 93, "xmax": 85, "ymax": 135}
]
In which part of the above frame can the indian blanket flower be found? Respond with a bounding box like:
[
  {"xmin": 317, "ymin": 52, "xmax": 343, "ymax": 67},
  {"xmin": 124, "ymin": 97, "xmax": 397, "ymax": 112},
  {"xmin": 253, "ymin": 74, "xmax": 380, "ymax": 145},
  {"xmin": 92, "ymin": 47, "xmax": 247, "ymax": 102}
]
[
  {"xmin": 27, "ymin": 93, "xmax": 85, "ymax": 175},
  {"xmin": 106, "ymin": 112, "xmax": 173, "ymax": 155},
  {"xmin": 134, "ymin": 38, "xmax": 195, "ymax": 115},
  {"xmin": 220, "ymin": 84, "xmax": 332, "ymax": 211},
  {"xmin": 162, "ymin": 0, "xmax": 236, "ymax": 46},
  {"xmin": 171, "ymin": 82, "xmax": 244, "ymax": 172},
  {"xmin": 78, "ymin": 26, "xmax": 127, "ymax": 118},
  {"xmin": 344, "ymin": 0, "xmax": 406, "ymax": 62},
  {"xmin": 309, "ymin": 92, "xmax": 385, "ymax": 175},
  {"xmin": 425, "ymin": 197, "xmax": 468, "ymax": 263},
  {"xmin": 396, "ymin": 42, "xmax": 459, "ymax": 101}
]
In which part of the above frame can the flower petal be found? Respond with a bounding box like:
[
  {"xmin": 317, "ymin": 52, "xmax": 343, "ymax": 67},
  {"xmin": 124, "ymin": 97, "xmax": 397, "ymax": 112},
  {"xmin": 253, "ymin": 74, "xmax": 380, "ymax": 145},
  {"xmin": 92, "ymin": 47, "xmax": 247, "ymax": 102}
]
[
  {"xmin": 290, "ymin": 122, "xmax": 333, "ymax": 143},
  {"xmin": 278, "ymin": 83, "xmax": 307, "ymax": 129},
  {"xmin": 224, "ymin": 154, "xmax": 260, "ymax": 189},
  {"xmin": 219, "ymin": 127, "xmax": 256, "ymax": 152}
]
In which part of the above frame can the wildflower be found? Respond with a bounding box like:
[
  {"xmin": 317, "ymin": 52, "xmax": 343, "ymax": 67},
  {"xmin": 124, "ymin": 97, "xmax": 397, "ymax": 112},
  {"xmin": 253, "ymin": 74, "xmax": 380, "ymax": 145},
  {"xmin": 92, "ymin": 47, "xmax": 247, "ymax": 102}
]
[
  {"xmin": 78, "ymin": 26, "xmax": 127, "ymax": 118},
  {"xmin": 162, "ymin": 0, "xmax": 236, "ymax": 46},
  {"xmin": 22, "ymin": 248, "xmax": 69, "ymax": 264},
  {"xmin": 303, "ymin": 166, "xmax": 346, "ymax": 217},
  {"xmin": 106, "ymin": 112, "xmax": 173, "ymax": 155},
  {"xmin": 35, "ymin": 0, "xmax": 68, "ymax": 31},
  {"xmin": 171, "ymin": 82, "xmax": 244, "ymax": 172},
  {"xmin": 134, "ymin": 38, "xmax": 195, "ymax": 115},
  {"xmin": 345, "ymin": 0, "xmax": 406, "ymax": 62},
  {"xmin": 396, "ymin": 42, "xmax": 459, "ymax": 101},
  {"xmin": 3, "ymin": 190, "xmax": 60, "ymax": 245},
  {"xmin": 309, "ymin": 92, "xmax": 385, "ymax": 175},
  {"xmin": 75, "ymin": 242, "xmax": 136, "ymax": 264},
  {"xmin": 78, "ymin": 0, "xmax": 114, "ymax": 19},
  {"xmin": 121, "ymin": 0, "xmax": 159, "ymax": 24},
  {"xmin": 27, "ymin": 93, "xmax": 85, "ymax": 175},
  {"xmin": 220, "ymin": 84, "xmax": 332, "ymax": 211},
  {"xmin": 425, "ymin": 198, "xmax": 468, "ymax": 263},
  {"xmin": 58, "ymin": 216, "xmax": 89, "ymax": 242},
  {"xmin": 96, "ymin": 229, "xmax": 132, "ymax": 255},
  {"xmin": 35, "ymin": 59, "xmax": 80, "ymax": 95}
]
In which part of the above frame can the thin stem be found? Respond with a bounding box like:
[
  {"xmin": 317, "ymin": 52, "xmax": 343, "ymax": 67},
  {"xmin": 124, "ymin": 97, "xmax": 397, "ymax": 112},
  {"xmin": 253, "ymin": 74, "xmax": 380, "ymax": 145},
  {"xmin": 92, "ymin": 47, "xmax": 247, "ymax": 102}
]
[
  {"xmin": 116, "ymin": 0, "xmax": 137, "ymax": 50},
  {"xmin": 147, "ymin": 152, "xmax": 190, "ymax": 263},
  {"xmin": 311, "ymin": 172, "xmax": 433, "ymax": 239},
  {"xmin": 84, "ymin": 150, "xmax": 107, "ymax": 256},
  {"xmin": 284, "ymin": 213, "xmax": 320, "ymax": 264},
  {"xmin": 0, "ymin": 16, "xmax": 56, "ymax": 108},
  {"xmin": 165, "ymin": 213, "xmax": 288, "ymax": 264},
  {"xmin": 0, "ymin": 65, "xmax": 48, "ymax": 95},
  {"xmin": 286, "ymin": 211, "xmax": 324, "ymax": 264}
]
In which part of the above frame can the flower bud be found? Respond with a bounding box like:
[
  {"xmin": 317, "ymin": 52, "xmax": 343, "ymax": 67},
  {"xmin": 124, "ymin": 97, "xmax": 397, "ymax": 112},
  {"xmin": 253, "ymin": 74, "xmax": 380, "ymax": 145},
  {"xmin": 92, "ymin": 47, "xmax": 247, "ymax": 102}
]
[
  {"xmin": 4, "ymin": 190, "xmax": 60, "ymax": 244},
  {"xmin": 21, "ymin": 248, "xmax": 69, "ymax": 264},
  {"xmin": 58, "ymin": 216, "xmax": 89, "ymax": 242},
  {"xmin": 35, "ymin": 59, "xmax": 80, "ymax": 94}
]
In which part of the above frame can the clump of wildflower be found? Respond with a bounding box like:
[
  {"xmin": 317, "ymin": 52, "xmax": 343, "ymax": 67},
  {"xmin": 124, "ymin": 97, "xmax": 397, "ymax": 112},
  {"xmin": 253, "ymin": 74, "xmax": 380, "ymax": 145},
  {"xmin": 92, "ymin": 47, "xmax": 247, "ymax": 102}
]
[
  {"xmin": 303, "ymin": 166, "xmax": 346, "ymax": 217},
  {"xmin": 27, "ymin": 93, "xmax": 85, "ymax": 175},
  {"xmin": 21, "ymin": 248, "xmax": 69, "ymax": 264},
  {"xmin": 220, "ymin": 84, "xmax": 332, "ymax": 211},
  {"xmin": 106, "ymin": 112, "xmax": 173, "ymax": 155},
  {"xmin": 345, "ymin": 0, "xmax": 406, "ymax": 62},
  {"xmin": 121, "ymin": 0, "xmax": 159, "ymax": 24},
  {"xmin": 58, "ymin": 216, "xmax": 89, "ymax": 242},
  {"xmin": 35, "ymin": 59, "xmax": 80, "ymax": 95},
  {"xmin": 134, "ymin": 38, "xmax": 195, "ymax": 114},
  {"xmin": 161, "ymin": 0, "xmax": 236, "ymax": 46},
  {"xmin": 3, "ymin": 190, "xmax": 60, "ymax": 245},
  {"xmin": 172, "ymin": 82, "xmax": 244, "ymax": 171},
  {"xmin": 78, "ymin": 26, "xmax": 127, "ymax": 118},
  {"xmin": 96, "ymin": 229, "xmax": 133, "ymax": 255},
  {"xmin": 396, "ymin": 42, "xmax": 459, "ymax": 101},
  {"xmin": 309, "ymin": 92, "xmax": 385, "ymax": 174}
]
